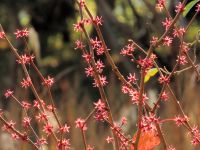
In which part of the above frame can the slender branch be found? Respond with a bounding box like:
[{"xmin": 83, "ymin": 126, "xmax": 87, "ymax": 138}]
[
  {"xmin": 155, "ymin": 123, "xmax": 167, "ymax": 149},
  {"xmin": 77, "ymin": 2, "xmax": 119, "ymax": 149},
  {"xmin": 85, "ymin": 109, "xmax": 95, "ymax": 123},
  {"xmin": 134, "ymin": 69, "xmax": 145, "ymax": 150},
  {"xmin": 0, "ymin": 116, "xmax": 39, "ymax": 150},
  {"xmin": 184, "ymin": 52, "xmax": 200, "ymax": 81},
  {"xmin": 0, "ymin": 24, "xmax": 59, "ymax": 142},
  {"xmin": 84, "ymin": 5, "xmax": 134, "ymax": 90},
  {"xmin": 81, "ymin": 24, "xmax": 120, "ymax": 150},
  {"xmin": 11, "ymin": 95, "xmax": 42, "ymax": 148},
  {"xmin": 81, "ymin": 129, "xmax": 87, "ymax": 150}
]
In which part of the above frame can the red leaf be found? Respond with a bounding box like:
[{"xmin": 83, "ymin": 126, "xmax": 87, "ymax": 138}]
[{"xmin": 131, "ymin": 130, "xmax": 160, "ymax": 150}]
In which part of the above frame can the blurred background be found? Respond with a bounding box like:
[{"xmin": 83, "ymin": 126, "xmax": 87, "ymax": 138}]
[{"xmin": 0, "ymin": 0, "xmax": 200, "ymax": 149}]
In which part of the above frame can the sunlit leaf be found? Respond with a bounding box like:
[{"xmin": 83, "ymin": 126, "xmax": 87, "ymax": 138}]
[
  {"xmin": 183, "ymin": 0, "xmax": 200, "ymax": 17},
  {"xmin": 144, "ymin": 68, "xmax": 158, "ymax": 83},
  {"xmin": 131, "ymin": 130, "xmax": 160, "ymax": 150}
]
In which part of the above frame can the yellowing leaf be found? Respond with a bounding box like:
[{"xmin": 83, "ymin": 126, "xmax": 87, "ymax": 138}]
[
  {"xmin": 144, "ymin": 68, "xmax": 158, "ymax": 83},
  {"xmin": 145, "ymin": 75, "xmax": 151, "ymax": 83}
]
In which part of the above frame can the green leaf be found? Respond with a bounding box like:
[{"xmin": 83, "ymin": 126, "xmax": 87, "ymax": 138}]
[
  {"xmin": 144, "ymin": 68, "xmax": 158, "ymax": 83},
  {"xmin": 183, "ymin": 0, "xmax": 200, "ymax": 17}
]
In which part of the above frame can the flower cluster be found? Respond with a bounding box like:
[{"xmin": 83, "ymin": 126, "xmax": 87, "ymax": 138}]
[
  {"xmin": 17, "ymin": 54, "xmax": 35, "ymax": 64},
  {"xmin": 35, "ymin": 137, "xmax": 47, "ymax": 146},
  {"xmin": 137, "ymin": 57, "xmax": 154, "ymax": 71},
  {"xmin": 43, "ymin": 123, "xmax": 53, "ymax": 136},
  {"xmin": 127, "ymin": 73, "xmax": 137, "ymax": 84},
  {"xmin": 4, "ymin": 89, "xmax": 14, "ymax": 98},
  {"xmin": 73, "ymin": 16, "xmax": 103, "ymax": 33},
  {"xmin": 93, "ymin": 75, "xmax": 108, "ymax": 87},
  {"xmin": 2, "ymin": 120, "xmax": 16, "ymax": 132},
  {"xmin": 93, "ymin": 16, "xmax": 103, "ymax": 26},
  {"xmin": 161, "ymin": 91, "xmax": 169, "ymax": 101},
  {"xmin": 36, "ymin": 112, "xmax": 49, "ymax": 122},
  {"xmin": 75, "ymin": 40, "xmax": 85, "ymax": 50},
  {"xmin": 130, "ymin": 90, "xmax": 148, "ymax": 105},
  {"xmin": 156, "ymin": 0, "xmax": 165, "ymax": 11},
  {"xmin": 0, "ymin": 31, "xmax": 5, "ymax": 39},
  {"xmin": 75, "ymin": 118, "xmax": 87, "ymax": 131},
  {"xmin": 167, "ymin": 145, "xmax": 176, "ymax": 150},
  {"xmin": 173, "ymin": 27, "xmax": 185, "ymax": 38},
  {"xmin": 106, "ymin": 136, "xmax": 114, "ymax": 144},
  {"xmin": 175, "ymin": 2, "xmax": 184, "ymax": 13},
  {"xmin": 43, "ymin": 76, "xmax": 54, "ymax": 87},
  {"xmin": 181, "ymin": 42, "xmax": 190, "ymax": 53},
  {"xmin": 21, "ymin": 77, "xmax": 32, "ymax": 88},
  {"xmin": 57, "ymin": 139, "xmax": 70, "ymax": 150},
  {"xmin": 190, "ymin": 126, "xmax": 200, "ymax": 145},
  {"xmin": 14, "ymin": 28, "xmax": 29, "ymax": 38},
  {"xmin": 140, "ymin": 113, "xmax": 159, "ymax": 132},
  {"xmin": 162, "ymin": 18, "xmax": 172, "ymax": 30},
  {"xmin": 94, "ymin": 99, "xmax": 108, "ymax": 121},
  {"xmin": 90, "ymin": 37, "xmax": 105, "ymax": 56},
  {"xmin": 95, "ymin": 60, "xmax": 105, "ymax": 73},
  {"xmin": 1, "ymin": 1, "xmax": 200, "ymax": 150},
  {"xmin": 120, "ymin": 42, "xmax": 135, "ymax": 56},
  {"xmin": 158, "ymin": 75, "xmax": 170, "ymax": 84},
  {"xmin": 196, "ymin": 3, "xmax": 200, "ymax": 12},
  {"xmin": 163, "ymin": 36, "xmax": 173, "ymax": 46},
  {"xmin": 58, "ymin": 124, "xmax": 70, "ymax": 134},
  {"xmin": 23, "ymin": 117, "xmax": 31, "ymax": 128},
  {"xmin": 176, "ymin": 55, "xmax": 188, "ymax": 65},
  {"xmin": 174, "ymin": 115, "xmax": 189, "ymax": 127},
  {"xmin": 22, "ymin": 101, "xmax": 31, "ymax": 109},
  {"xmin": 78, "ymin": 0, "xmax": 86, "ymax": 8},
  {"xmin": 111, "ymin": 124, "xmax": 130, "ymax": 150},
  {"xmin": 150, "ymin": 36, "xmax": 158, "ymax": 46}
]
